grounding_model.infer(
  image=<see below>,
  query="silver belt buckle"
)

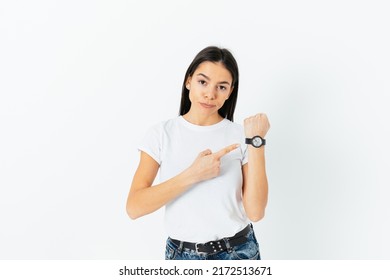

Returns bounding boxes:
[195,242,202,253]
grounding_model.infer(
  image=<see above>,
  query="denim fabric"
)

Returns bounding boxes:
[165,225,261,260]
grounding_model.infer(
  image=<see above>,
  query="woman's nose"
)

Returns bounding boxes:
[204,86,217,100]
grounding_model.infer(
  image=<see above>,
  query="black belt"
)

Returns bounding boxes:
[170,224,252,254]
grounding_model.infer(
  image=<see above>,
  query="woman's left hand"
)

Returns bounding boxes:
[244,113,270,138]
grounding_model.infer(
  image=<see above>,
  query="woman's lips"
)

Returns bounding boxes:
[200,102,216,109]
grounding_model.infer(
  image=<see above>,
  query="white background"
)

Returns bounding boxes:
[1,0,389,259]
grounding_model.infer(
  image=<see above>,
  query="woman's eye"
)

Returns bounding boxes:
[198,80,206,85]
[219,86,226,91]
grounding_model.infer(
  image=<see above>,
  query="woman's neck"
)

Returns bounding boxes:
[182,112,224,126]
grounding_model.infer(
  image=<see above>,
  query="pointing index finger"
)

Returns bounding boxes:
[214,144,240,159]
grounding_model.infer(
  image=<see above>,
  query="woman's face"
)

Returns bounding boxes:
[186,61,234,118]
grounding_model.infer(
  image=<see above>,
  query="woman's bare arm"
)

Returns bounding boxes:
[126,152,194,219]
[126,144,239,219]
[241,113,270,222]
[242,147,268,222]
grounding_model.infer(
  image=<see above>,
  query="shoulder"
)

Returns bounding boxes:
[225,119,245,134]
[226,119,243,129]
[145,116,180,134]
[158,116,181,132]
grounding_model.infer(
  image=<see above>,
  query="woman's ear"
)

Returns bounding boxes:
[186,76,192,90]
[227,86,234,99]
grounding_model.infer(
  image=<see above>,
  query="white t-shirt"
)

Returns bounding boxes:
[138,116,249,242]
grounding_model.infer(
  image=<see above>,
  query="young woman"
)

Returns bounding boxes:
[126,46,270,260]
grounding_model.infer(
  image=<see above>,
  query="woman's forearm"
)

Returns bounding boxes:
[127,168,195,220]
[242,146,268,222]
[127,145,239,220]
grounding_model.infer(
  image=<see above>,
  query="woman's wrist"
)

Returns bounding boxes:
[181,167,198,186]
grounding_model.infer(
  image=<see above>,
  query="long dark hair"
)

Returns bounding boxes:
[179,46,239,122]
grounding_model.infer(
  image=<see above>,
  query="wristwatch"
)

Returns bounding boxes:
[245,136,266,148]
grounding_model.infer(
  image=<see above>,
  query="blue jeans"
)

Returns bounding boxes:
[165,225,261,260]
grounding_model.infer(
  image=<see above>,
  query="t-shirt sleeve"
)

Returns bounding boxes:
[237,124,248,165]
[137,123,162,165]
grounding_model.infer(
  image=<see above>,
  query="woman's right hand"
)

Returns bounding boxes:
[186,144,240,183]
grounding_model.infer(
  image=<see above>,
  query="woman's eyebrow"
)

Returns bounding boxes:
[197,73,231,85]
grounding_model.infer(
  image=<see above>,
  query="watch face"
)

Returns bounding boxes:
[252,136,262,147]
